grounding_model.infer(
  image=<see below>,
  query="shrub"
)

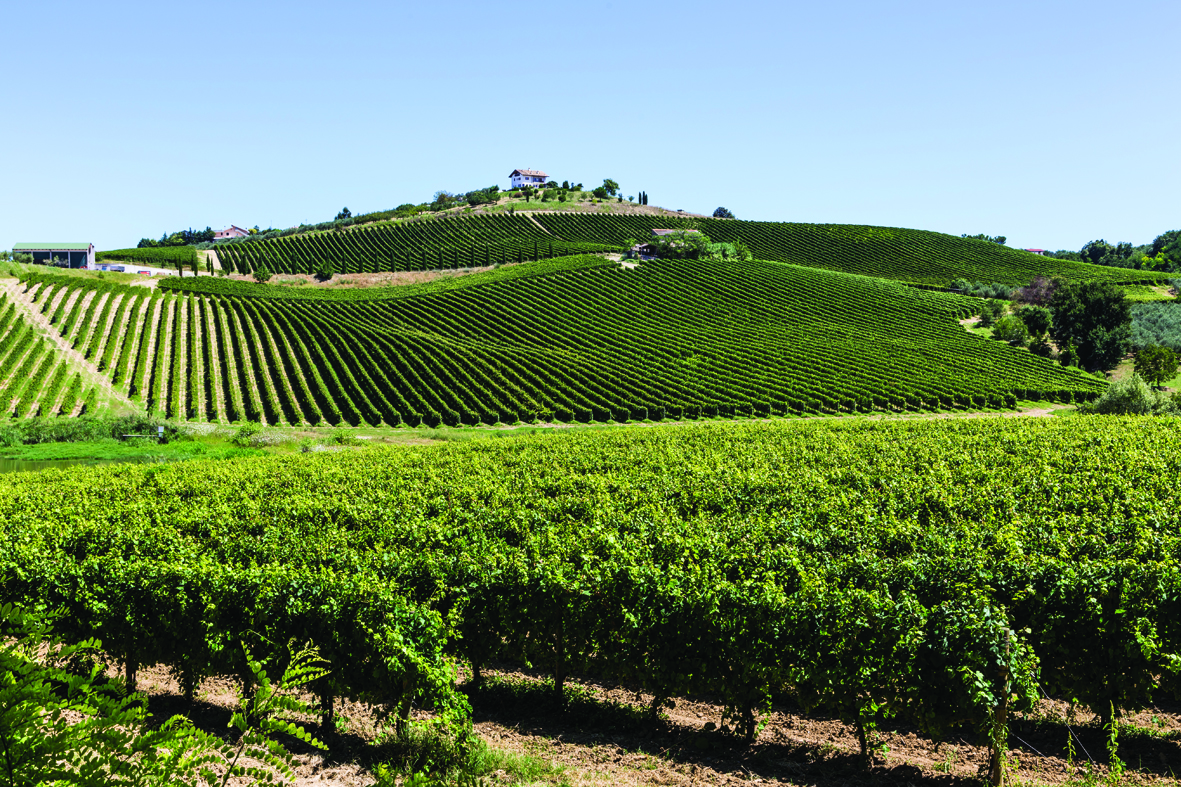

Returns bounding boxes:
[252,263,272,283]
[978,299,1006,328]
[1084,374,1177,415]
[992,315,1029,346]
[329,429,360,446]
[231,421,263,447]
[315,260,336,282]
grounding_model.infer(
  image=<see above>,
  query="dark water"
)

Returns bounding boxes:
[0,455,175,475]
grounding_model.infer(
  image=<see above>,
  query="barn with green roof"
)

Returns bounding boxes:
[13,243,94,268]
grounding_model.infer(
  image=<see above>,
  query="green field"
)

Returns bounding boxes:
[2,416,1178,762]
[6,255,1103,426]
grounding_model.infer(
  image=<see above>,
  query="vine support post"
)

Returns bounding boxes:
[124,655,138,694]
[989,636,1012,787]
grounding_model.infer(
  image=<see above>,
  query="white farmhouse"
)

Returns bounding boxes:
[510,169,548,189]
[214,225,250,240]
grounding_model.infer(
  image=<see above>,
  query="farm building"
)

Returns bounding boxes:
[1024,248,1051,256]
[510,169,548,189]
[13,243,94,268]
[215,225,250,240]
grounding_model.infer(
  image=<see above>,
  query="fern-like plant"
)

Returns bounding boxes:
[0,603,328,787]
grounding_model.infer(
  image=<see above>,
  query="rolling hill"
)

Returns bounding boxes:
[8,255,1103,425]
[204,212,1161,288]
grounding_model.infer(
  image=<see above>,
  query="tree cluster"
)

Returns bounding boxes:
[961,233,1007,245]
[1042,230,1181,272]
[137,227,215,249]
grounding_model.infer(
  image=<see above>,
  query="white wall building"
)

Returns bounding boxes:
[510,169,548,189]
[215,225,250,240]
[13,243,94,268]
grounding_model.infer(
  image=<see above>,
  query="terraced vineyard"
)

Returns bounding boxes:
[195,211,1163,287]
[212,213,616,275]
[0,289,96,418]
[12,254,1103,424]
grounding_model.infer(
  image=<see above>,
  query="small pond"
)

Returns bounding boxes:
[0,455,177,475]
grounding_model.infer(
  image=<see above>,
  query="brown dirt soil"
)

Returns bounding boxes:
[221,266,513,291]
[115,661,1181,787]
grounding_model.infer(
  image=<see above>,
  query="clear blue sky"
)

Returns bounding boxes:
[3,0,1177,252]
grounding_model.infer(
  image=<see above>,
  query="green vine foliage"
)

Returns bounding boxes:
[4,418,1181,771]
[0,603,324,786]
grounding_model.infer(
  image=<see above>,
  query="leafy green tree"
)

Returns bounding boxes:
[962,233,1007,245]
[1017,305,1052,341]
[335,207,352,220]
[252,262,273,283]
[1058,344,1079,367]
[1049,280,1132,372]
[992,315,1029,346]
[712,207,735,219]
[1080,240,1115,265]
[315,259,336,282]
[978,299,1006,328]
[648,230,711,260]
[592,186,609,199]
[602,179,620,196]
[1133,344,1179,387]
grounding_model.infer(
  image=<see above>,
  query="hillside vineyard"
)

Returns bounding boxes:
[14,257,1103,424]
[0,293,92,417]
[211,213,1162,288]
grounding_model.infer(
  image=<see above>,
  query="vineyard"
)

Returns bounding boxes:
[96,245,199,267]
[2,417,1179,770]
[212,213,616,275]
[7,254,1104,425]
[0,291,94,418]
[205,211,1163,288]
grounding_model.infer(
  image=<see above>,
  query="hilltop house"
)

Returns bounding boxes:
[13,243,94,268]
[510,169,548,189]
[215,225,249,240]
[1024,248,1051,256]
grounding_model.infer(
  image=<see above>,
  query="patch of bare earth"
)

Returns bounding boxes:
[110,661,1181,787]
[223,265,514,291]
